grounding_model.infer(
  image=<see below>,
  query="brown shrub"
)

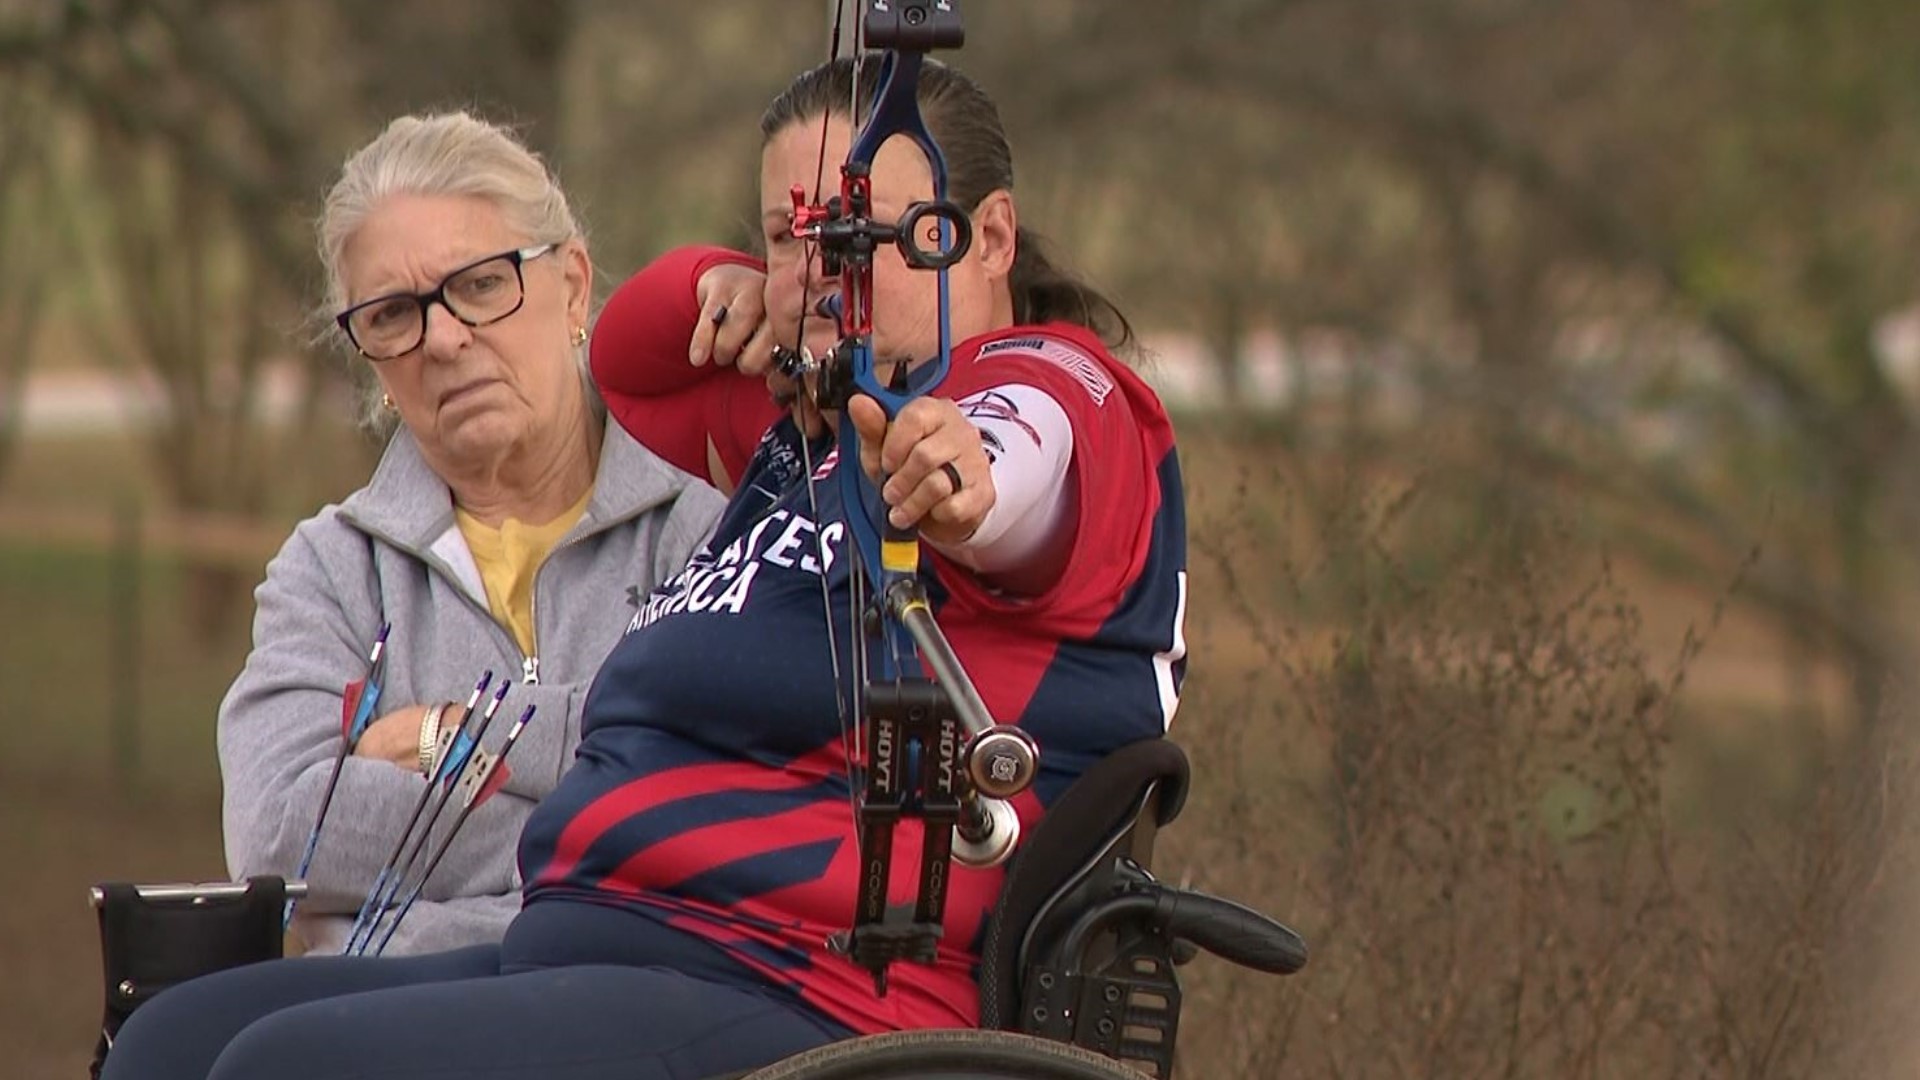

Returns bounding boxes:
[1163,440,1915,1078]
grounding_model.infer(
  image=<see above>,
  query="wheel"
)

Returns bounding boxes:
[737,1029,1149,1079]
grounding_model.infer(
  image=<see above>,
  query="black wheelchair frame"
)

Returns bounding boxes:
[91,738,1305,1079]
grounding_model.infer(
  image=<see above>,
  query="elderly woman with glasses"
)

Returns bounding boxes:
[217,111,724,956]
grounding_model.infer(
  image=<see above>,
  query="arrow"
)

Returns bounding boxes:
[342,671,491,953]
[286,622,390,928]
[347,678,511,954]
[371,702,538,956]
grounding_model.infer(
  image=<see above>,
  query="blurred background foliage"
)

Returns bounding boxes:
[3,0,1920,1075]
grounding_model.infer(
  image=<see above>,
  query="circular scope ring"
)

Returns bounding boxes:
[896,200,974,270]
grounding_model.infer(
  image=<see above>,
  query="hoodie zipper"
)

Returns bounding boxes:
[523,525,595,687]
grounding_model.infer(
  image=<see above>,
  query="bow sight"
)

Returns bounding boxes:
[781,2,973,414]
[781,165,973,414]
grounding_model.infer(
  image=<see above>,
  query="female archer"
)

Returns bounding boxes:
[101,53,1188,1080]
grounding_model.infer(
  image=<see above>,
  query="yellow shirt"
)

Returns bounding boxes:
[454,489,591,658]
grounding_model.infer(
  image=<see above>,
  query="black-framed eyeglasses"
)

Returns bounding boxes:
[335,243,557,361]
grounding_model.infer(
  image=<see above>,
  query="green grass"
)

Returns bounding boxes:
[0,542,249,794]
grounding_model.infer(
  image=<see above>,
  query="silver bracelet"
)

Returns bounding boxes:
[417,701,451,775]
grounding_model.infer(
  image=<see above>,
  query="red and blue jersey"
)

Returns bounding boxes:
[523,313,1187,1035]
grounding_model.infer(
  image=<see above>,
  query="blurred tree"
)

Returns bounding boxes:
[1,0,1911,720]
[0,0,1915,1073]
[333,0,577,157]
[0,0,583,626]
[0,67,53,482]
[950,0,1920,742]
[72,123,295,631]
[562,0,824,275]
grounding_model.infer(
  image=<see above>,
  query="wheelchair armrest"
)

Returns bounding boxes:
[89,879,308,907]
[90,876,301,1079]
[1056,883,1308,977]
[977,737,1191,1031]
[1012,869,1308,1078]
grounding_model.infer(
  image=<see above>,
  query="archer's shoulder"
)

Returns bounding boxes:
[959,323,1126,405]
[967,323,1118,365]
[958,323,1176,433]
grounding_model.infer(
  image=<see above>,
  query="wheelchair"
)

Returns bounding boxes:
[91,738,1306,1079]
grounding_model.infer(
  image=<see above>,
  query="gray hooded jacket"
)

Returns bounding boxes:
[217,422,725,955]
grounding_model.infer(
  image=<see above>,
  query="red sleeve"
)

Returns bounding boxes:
[931,325,1168,625]
[589,245,782,485]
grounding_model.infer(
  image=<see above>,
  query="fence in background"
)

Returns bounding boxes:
[0,504,281,789]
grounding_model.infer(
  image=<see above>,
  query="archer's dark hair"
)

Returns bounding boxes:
[761,55,1135,354]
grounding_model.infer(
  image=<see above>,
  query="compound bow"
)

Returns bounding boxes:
[778,0,1041,995]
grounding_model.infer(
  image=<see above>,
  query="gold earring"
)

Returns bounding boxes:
[571,326,588,347]
[381,393,398,414]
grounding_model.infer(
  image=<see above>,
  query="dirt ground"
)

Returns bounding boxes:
[1,765,225,1078]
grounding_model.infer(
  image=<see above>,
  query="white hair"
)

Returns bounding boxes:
[315,111,592,432]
